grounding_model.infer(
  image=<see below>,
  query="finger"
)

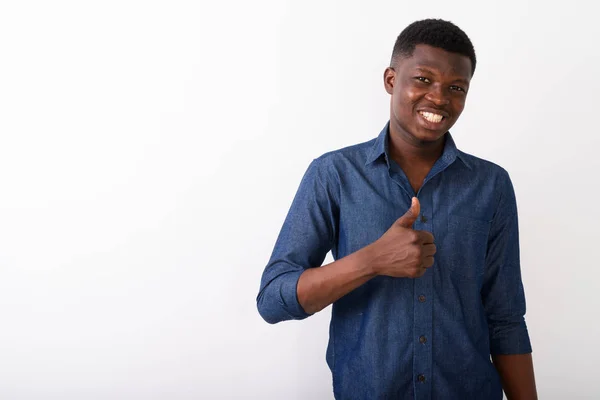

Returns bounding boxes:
[395,197,420,228]
[422,256,435,268]
[422,243,437,257]
[410,268,427,278]
[416,230,435,244]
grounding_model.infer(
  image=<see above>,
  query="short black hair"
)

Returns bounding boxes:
[390,19,476,75]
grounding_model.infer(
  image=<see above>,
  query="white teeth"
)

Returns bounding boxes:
[420,111,444,123]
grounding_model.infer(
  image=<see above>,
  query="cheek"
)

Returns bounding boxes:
[394,87,420,113]
[451,99,466,115]
[405,87,421,102]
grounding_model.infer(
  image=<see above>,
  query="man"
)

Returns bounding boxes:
[257,19,537,400]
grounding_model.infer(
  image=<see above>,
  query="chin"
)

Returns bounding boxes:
[412,129,446,143]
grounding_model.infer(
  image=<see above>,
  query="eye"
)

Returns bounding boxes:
[415,77,431,83]
[450,85,466,93]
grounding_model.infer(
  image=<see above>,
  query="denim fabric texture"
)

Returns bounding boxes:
[257,123,532,400]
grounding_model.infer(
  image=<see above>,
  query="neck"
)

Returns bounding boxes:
[388,128,446,169]
[387,125,447,194]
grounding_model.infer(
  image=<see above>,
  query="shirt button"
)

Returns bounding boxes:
[420,214,428,223]
[417,374,426,383]
[419,336,427,344]
[418,295,426,303]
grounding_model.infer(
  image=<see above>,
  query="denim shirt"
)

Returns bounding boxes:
[257,123,532,400]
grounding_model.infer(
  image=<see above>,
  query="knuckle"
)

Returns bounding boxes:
[414,248,424,263]
[409,231,419,243]
[394,218,407,228]
[414,247,423,258]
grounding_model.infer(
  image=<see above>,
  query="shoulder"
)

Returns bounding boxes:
[311,137,377,172]
[315,137,376,164]
[457,150,517,213]
[457,149,512,182]
[299,137,376,199]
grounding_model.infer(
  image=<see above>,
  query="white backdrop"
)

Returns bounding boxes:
[0,1,598,399]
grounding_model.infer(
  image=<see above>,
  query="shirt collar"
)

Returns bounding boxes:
[365,122,472,170]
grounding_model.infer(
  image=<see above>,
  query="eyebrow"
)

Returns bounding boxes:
[414,67,470,85]
[415,67,436,74]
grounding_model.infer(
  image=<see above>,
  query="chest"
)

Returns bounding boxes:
[333,165,496,268]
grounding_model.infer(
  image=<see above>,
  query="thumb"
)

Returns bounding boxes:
[396,197,420,228]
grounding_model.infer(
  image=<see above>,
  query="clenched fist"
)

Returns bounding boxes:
[367,197,436,278]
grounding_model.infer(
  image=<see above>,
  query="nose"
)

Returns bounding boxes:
[424,84,450,106]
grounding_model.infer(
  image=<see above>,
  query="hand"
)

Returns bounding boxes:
[367,197,436,278]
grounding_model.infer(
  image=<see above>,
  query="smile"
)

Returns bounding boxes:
[419,111,445,123]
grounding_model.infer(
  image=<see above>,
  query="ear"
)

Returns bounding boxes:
[383,67,396,95]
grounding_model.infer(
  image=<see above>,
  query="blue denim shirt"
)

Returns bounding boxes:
[257,123,532,400]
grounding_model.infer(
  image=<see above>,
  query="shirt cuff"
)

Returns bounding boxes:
[280,270,312,320]
[489,321,533,355]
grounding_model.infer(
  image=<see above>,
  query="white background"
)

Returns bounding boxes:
[0,1,598,399]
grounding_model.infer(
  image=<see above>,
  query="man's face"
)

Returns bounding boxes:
[384,44,472,144]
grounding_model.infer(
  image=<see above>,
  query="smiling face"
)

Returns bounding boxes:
[384,44,473,145]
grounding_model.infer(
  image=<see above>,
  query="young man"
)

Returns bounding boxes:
[257,19,537,400]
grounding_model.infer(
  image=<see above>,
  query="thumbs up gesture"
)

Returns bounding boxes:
[366,197,436,278]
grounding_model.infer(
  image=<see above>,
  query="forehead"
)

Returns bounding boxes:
[398,44,472,79]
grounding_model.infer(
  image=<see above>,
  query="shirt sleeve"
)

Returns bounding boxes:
[481,170,532,355]
[256,157,339,324]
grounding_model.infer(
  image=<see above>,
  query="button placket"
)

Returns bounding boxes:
[412,191,434,399]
